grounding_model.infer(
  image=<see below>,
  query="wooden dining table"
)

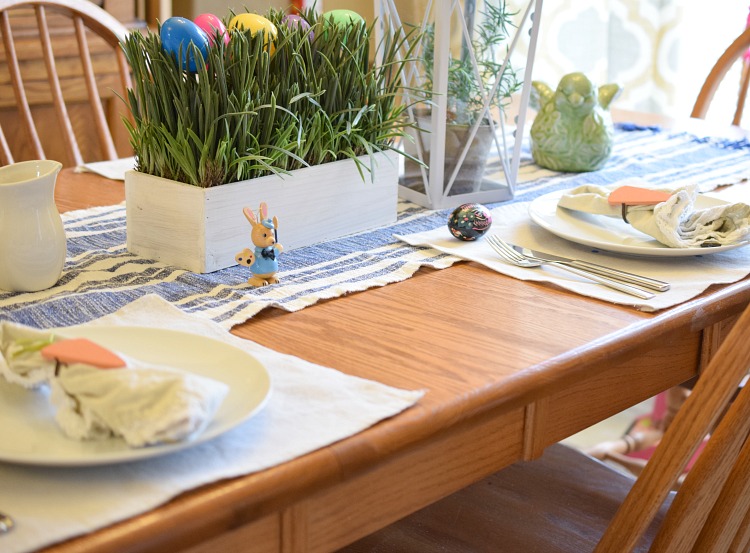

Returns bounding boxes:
[35,112,750,553]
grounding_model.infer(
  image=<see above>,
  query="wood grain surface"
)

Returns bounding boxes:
[35,121,750,552]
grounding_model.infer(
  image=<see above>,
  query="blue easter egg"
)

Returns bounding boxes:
[160,16,209,72]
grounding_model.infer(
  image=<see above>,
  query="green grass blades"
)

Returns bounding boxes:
[121,8,422,188]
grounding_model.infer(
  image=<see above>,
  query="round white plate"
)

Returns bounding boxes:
[528,190,749,257]
[0,326,271,466]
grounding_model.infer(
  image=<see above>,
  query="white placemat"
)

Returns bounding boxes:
[396,199,750,312]
[75,157,135,181]
[0,295,423,553]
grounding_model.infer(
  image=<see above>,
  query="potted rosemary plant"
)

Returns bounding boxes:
[121,8,419,273]
[402,0,522,198]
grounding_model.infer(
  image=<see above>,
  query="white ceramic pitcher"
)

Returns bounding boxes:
[0,160,66,292]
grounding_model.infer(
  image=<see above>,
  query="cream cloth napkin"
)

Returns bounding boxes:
[0,322,230,447]
[49,359,230,447]
[557,179,750,248]
[395,200,750,312]
[1,295,423,553]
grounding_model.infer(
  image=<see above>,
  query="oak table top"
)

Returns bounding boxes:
[40,116,750,553]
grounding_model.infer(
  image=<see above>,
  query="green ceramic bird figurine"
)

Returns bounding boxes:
[529,72,622,172]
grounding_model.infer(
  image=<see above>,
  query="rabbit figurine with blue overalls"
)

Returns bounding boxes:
[235,202,283,287]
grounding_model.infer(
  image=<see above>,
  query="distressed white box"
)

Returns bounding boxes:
[125,151,399,273]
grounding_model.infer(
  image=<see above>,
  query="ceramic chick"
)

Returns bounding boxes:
[530,72,622,172]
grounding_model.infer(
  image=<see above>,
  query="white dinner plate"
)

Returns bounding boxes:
[528,190,749,257]
[0,326,271,466]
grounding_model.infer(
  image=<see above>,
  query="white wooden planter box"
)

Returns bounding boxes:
[125,151,399,273]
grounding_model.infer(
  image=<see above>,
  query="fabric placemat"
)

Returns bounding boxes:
[75,156,136,180]
[0,295,424,553]
[2,125,750,330]
[396,197,750,312]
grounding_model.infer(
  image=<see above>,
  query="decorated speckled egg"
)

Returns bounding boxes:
[160,16,209,72]
[194,13,229,46]
[229,13,278,51]
[448,203,492,241]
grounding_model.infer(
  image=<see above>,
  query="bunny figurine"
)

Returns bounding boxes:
[236,202,283,287]
[530,72,622,172]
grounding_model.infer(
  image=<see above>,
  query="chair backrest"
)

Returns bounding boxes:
[692,26,750,127]
[592,299,750,552]
[0,0,133,166]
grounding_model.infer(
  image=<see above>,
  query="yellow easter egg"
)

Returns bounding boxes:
[229,13,277,51]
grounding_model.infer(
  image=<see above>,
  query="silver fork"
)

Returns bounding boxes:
[486,235,655,300]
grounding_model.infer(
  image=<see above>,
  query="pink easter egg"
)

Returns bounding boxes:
[194,13,229,46]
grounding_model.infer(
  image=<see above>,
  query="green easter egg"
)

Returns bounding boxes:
[323,9,365,27]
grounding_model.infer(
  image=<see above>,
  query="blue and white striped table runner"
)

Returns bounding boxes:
[2,125,749,329]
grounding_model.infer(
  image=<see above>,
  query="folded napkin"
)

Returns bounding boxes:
[0,321,229,447]
[395,200,750,312]
[50,357,229,447]
[1,295,423,553]
[558,179,750,248]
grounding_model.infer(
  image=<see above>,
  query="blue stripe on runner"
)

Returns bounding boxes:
[1,126,749,329]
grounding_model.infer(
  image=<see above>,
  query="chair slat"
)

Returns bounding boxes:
[692,26,750,124]
[0,0,131,166]
[651,384,750,551]
[1,9,44,159]
[594,304,750,552]
[0,119,12,164]
[35,4,82,166]
[691,433,750,552]
[728,506,750,553]
[73,14,116,159]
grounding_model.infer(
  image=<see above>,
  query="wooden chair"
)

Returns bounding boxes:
[341,300,750,553]
[0,0,133,166]
[692,25,750,126]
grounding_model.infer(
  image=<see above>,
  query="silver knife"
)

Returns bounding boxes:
[513,245,671,292]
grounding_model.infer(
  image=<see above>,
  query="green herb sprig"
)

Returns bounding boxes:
[421,1,522,126]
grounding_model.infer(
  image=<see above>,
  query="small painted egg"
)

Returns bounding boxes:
[283,14,313,39]
[448,203,492,241]
[229,13,278,50]
[323,9,365,27]
[194,13,229,46]
[160,16,209,72]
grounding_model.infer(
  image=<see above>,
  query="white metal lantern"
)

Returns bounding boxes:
[375,0,543,210]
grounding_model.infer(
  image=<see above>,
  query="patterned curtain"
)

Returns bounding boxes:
[381,0,749,121]
[507,0,682,116]
[509,0,750,122]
